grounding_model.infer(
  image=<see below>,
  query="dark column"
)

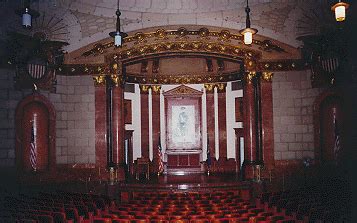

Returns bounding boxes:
[112,82,125,181]
[261,72,274,169]
[105,75,114,168]
[254,72,263,164]
[242,72,263,179]
[242,73,257,179]
[94,76,107,179]
[218,90,227,159]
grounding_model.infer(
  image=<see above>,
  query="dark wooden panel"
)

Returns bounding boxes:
[235,97,243,122]
[218,92,227,158]
[124,99,132,124]
[167,155,178,167]
[179,155,189,166]
[141,94,149,158]
[189,154,200,166]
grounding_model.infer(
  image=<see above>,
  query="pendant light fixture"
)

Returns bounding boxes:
[15,0,40,28]
[109,0,127,47]
[239,0,258,45]
[331,0,349,22]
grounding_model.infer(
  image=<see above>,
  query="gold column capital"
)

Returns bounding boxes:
[140,84,161,94]
[244,71,257,84]
[93,75,106,86]
[262,72,273,82]
[204,83,226,93]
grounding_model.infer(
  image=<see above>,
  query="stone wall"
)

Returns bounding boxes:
[46,75,95,165]
[0,69,95,167]
[0,69,31,166]
[272,70,323,160]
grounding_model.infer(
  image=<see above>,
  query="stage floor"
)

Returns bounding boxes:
[117,173,251,193]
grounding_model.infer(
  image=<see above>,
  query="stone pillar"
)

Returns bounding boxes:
[261,72,274,169]
[93,75,107,179]
[254,72,263,164]
[242,72,257,179]
[112,76,125,181]
[105,75,114,168]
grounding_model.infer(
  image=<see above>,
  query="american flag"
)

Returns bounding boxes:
[333,111,341,162]
[27,63,47,79]
[206,134,211,168]
[157,136,164,175]
[30,123,37,171]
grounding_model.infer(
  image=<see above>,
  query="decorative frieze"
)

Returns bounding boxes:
[93,74,124,87]
[204,83,227,93]
[140,85,161,94]
[81,27,286,58]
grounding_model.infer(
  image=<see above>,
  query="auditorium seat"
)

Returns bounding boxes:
[93,217,112,223]
[169,219,189,223]
[112,219,131,223]
[36,214,54,223]
[65,208,80,223]
[150,220,170,223]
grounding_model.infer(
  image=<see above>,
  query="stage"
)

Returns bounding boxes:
[107,173,253,201]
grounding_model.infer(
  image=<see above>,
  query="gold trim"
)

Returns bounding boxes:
[82,27,286,58]
[246,71,257,83]
[262,72,273,82]
[93,75,106,86]
[204,83,227,93]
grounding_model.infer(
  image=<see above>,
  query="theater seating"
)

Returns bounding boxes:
[1,190,299,223]
[256,183,350,222]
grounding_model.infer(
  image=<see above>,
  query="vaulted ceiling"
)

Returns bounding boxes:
[0,0,337,53]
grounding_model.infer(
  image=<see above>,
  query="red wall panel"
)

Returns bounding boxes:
[206,93,215,157]
[141,94,149,158]
[218,92,227,159]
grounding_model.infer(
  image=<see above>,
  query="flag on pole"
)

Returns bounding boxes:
[206,134,211,168]
[333,111,341,163]
[30,123,37,171]
[157,136,164,175]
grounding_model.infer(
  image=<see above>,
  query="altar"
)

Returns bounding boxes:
[163,85,204,171]
[166,150,201,168]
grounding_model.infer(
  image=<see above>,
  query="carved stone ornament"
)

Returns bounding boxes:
[163,85,203,97]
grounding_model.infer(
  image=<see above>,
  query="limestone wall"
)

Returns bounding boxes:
[272,70,323,160]
[0,69,95,166]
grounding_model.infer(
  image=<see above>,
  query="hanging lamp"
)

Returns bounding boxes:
[239,0,258,45]
[109,0,127,47]
[331,0,349,22]
[15,0,40,28]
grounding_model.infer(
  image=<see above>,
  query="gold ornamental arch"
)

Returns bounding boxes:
[61,26,305,85]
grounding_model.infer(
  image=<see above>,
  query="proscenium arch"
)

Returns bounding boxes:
[109,51,247,85]
[64,26,301,81]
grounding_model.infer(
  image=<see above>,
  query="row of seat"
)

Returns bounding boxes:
[256,185,350,222]
[1,190,298,223]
